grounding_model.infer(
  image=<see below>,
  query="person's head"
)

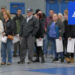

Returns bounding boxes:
[37,10,42,14]
[3,11,11,20]
[53,14,58,22]
[49,10,54,17]
[27,8,33,17]
[64,9,68,20]
[17,9,22,15]
[1,6,6,13]
[58,13,63,21]
[35,9,41,14]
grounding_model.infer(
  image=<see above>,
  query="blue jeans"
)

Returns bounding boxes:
[49,38,57,59]
[43,34,49,55]
[1,39,13,63]
[57,52,64,59]
[43,34,55,55]
[50,38,64,59]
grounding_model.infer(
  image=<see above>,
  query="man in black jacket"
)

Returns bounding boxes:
[18,8,39,64]
[13,9,24,57]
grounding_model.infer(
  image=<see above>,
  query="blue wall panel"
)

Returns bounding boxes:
[46,0,68,16]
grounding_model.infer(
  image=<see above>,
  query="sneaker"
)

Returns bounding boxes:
[1,62,6,65]
[70,58,74,63]
[33,59,40,63]
[18,61,25,64]
[65,57,71,63]
[53,58,58,62]
[7,63,12,65]
[27,60,33,64]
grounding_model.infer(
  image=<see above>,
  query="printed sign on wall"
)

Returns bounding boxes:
[10,3,25,14]
[68,2,75,25]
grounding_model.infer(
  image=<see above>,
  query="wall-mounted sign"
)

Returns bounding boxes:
[68,2,75,25]
[10,2,25,14]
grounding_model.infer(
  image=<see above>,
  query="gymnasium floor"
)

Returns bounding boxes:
[0,57,75,75]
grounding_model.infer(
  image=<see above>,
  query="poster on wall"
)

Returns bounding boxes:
[68,2,75,25]
[10,2,25,14]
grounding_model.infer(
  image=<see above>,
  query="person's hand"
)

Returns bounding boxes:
[19,36,22,40]
[59,37,62,40]
[45,28,47,32]
[68,37,72,40]
[16,34,19,37]
[2,32,6,36]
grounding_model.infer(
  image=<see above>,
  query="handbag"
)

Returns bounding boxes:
[36,38,43,47]
[2,36,7,43]
[67,39,75,53]
[8,35,14,40]
[56,39,63,53]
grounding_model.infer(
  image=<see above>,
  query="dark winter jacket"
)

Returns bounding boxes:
[35,19,44,38]
[3,19,14,36]
[70,25,75,38]
[13,14,24,34]
[20,16,39,37]
[63,20,71,38]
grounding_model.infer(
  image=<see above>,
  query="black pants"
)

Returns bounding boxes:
[35,43,44,60]
[63,38,68,57]
[14,41,20,56]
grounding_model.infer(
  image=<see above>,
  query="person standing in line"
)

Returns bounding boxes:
[0,20,4,63]
[33,12,45,63]
[43,10,54,57]
[13,9,24,57]
[0,6,6,20]
[64,10,75,63]
[18,8,39,64]
[63,10,72,63]
[47,14,64,62]
[1,11,14,65]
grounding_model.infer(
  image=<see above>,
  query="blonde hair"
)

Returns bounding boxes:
[64,9,68,15]
[3,10,11,19]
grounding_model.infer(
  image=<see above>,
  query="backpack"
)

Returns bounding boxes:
[48,22,59,39]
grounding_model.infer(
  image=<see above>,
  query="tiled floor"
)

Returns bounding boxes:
[0,57,75,75]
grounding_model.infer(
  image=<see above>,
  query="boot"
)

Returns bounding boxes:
[65,57,71,63]
[70,58,74,63]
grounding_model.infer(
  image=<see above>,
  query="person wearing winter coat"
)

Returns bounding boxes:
[13,9,24,57]
[1,11,14,65]
[47,14,64,62]
[0,20,4,64]
[34,13,45,63]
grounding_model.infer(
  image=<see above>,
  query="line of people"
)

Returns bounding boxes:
[0,6,74,65]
